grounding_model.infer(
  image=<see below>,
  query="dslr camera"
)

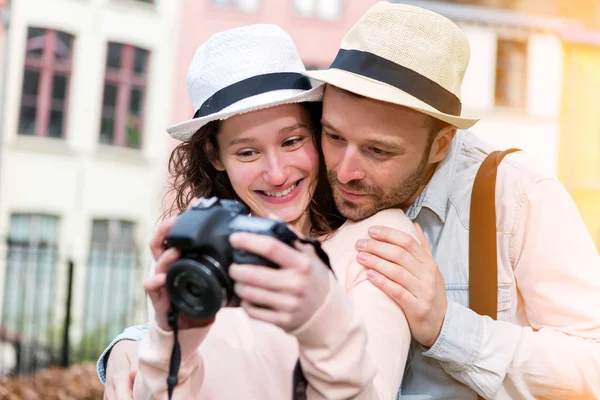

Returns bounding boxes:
[164,197,299,321]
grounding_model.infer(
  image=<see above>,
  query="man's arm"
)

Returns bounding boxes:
[423,178,600,399]
[97,323,148,400]
[102,340,140,399]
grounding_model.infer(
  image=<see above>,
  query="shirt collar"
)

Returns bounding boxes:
[405,131,463,223]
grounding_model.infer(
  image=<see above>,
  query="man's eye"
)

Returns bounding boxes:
[370,147,389,156]
[326,132,342,141]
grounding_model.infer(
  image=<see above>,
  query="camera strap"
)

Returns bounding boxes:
[297,237,333,273]
[167,307,181,400]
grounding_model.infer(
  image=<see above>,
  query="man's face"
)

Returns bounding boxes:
[321,85,437,221]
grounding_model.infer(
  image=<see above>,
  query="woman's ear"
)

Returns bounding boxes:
[204,141,225,171]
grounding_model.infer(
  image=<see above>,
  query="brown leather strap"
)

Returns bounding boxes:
[469,148,520,399]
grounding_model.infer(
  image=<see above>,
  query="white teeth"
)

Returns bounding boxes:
[264,183,297,197]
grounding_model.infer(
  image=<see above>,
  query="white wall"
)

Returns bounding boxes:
[0,0,181,345]
[459,23,564,175]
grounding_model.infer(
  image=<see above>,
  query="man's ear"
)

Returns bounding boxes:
[204,141,225,171]
[428,127,456,164]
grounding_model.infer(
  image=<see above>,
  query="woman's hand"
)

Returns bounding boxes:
[144,209,215,331]
[228,232,332,332]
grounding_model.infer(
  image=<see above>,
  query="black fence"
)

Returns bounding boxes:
[0,240,145,377]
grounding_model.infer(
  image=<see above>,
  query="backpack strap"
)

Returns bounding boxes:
[469,148,520,399]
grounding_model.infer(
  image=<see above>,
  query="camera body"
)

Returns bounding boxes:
[164,197,298,321]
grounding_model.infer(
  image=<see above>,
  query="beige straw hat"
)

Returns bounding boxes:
[306,2,480,129]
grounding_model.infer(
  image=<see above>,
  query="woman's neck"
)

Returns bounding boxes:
[250,211,312,237]
[290,212,312,237]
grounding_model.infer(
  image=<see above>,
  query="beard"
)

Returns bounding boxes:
[327,151,431,221]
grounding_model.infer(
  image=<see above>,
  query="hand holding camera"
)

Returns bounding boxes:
[145,215,214,332]
[228,230,332,332]
[144,197,333,333]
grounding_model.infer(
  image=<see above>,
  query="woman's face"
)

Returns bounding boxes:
[212,103,319,228]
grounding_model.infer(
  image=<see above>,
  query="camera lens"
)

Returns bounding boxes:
[166,255,232,321]
[186,282,204,298]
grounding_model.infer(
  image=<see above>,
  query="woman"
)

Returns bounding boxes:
[128,24,415,399]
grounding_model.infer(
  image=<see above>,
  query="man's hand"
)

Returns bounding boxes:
[103,340,139,400]
[355,223,447,348]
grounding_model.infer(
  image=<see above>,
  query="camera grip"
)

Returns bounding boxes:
[232,248,280,269]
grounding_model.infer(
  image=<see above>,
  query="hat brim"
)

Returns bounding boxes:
[167,84,324,141]
[305,69,480,130]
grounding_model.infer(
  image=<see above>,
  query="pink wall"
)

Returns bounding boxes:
[161,0,379,210]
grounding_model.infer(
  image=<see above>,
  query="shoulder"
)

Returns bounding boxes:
[457,130,557,188]
[450,132,564,235]
[325,208,417,246]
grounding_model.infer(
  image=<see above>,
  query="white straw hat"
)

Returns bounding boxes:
[167,24,323,141]
[306,2,480,129]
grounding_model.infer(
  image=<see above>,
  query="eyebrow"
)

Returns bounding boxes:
[321,118,337,132]
[227,123,310,146]
[365,138,405,152]
[321,119,405,153]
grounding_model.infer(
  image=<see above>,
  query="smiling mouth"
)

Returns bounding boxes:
[258,179,303,198]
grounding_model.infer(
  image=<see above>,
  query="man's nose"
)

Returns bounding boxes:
[335,149,365,184]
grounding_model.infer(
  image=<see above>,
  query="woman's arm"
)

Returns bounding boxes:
[294,208,414,399]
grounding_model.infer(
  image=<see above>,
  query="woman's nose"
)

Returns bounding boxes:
[263,155,288,186]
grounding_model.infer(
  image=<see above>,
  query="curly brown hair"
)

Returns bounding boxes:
[163,102,344,238]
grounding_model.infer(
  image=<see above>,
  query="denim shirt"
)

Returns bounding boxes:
[98,130,600,399]
[399,130,498,399]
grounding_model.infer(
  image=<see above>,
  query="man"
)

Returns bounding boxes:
[100,2,600,399]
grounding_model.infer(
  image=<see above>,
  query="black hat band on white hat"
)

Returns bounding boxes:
[193,72,313,119]
[329,49,462,116]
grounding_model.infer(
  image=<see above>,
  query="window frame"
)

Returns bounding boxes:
[19,28,74,138]
[292,0,342,21]
[99,42,149,149]
[211,0,261,13]
[494,36,529,110]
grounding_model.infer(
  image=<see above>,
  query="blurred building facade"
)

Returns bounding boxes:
[0,0,179,373]
[0,0,598,377]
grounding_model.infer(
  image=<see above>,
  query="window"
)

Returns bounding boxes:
[495,38,528,109]
[212,0,260,13]
[18,28,74,138]
[82,220,138,349]
[294,0,342,20]
[100,43,149,149]
[1,214,59,345]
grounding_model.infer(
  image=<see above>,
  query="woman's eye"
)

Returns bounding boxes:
[282,137,303,148]
[236,150,257,158]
